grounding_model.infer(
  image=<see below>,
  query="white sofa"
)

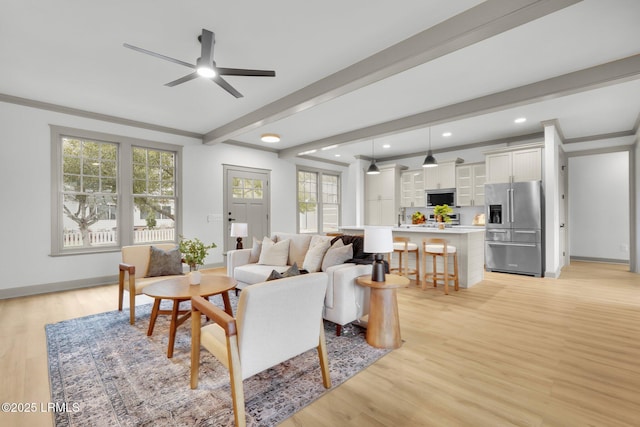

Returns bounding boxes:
[226,232,372,335]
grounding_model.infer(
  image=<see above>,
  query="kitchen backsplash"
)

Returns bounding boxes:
[404,205,485,226]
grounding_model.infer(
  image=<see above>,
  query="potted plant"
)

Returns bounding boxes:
[179,236,216,284]
[433,204,453,229]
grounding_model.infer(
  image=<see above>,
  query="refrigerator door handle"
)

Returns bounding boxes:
[514,230,537,234]
[509,188,515,223]
[487,242,537,248]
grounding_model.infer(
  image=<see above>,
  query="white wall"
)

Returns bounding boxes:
[568,151,630,262]
[0,102,347,295]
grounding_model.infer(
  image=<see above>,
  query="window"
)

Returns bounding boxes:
[297,168,341,233]
[51,126,181,255]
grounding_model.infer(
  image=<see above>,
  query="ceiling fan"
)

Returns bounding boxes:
[123,28,276,98]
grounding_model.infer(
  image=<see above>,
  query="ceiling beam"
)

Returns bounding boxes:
[279,54,640,158]
[203,0,582,145]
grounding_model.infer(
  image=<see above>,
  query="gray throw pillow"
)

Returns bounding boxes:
[146,246,183,277]
[266,263,300,281]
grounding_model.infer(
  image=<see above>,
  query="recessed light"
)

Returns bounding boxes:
[514,117,527,124]
[321,144,338,151]
[335,154,341,157]
[261,133,280,143]
[442,132,452,137]
[382,144,390,149]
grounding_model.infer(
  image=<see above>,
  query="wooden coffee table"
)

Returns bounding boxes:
[143,274,237,358]
[356,274,409,349]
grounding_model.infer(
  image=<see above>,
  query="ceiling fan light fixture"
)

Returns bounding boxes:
[196,58,216,78]
[261,133,280,143]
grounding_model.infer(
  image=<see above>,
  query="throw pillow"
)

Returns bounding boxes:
[321,242,353,272]
[248,237,262,263]
[258,236,290,266]
[303,238,331,272]
[266,262,301,281]
[146,246,183,277]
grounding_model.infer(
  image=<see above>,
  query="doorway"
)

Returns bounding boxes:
[223,165,270,253]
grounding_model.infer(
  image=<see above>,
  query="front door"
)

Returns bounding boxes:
[223,165,270,253]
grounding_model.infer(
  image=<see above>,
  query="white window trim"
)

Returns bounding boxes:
[50,125,183,256]
[296,166,342,234]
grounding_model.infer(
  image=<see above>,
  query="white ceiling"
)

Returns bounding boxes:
[1,0,639,165]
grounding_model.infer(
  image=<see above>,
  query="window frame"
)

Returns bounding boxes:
[296,166,341,234]
[50,125,182,256]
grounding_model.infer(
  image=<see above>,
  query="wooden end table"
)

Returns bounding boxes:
[356,274,409,349]
[143,274,237,358]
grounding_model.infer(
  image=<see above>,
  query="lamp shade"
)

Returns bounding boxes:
[230,222,248,237]
[366,161,380,175]
[364,227,394,253]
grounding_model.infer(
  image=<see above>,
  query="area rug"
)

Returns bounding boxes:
[46,294,389,426]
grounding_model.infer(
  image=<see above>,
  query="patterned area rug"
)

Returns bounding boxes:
[46,294,389,426]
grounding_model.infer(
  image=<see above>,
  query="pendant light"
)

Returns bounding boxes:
[366,140,380,175]
[422,127,438,168]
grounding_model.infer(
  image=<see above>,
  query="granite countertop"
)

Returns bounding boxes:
[340,225,485,234]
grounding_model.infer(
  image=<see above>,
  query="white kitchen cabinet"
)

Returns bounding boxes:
[400,170,425,207]
[365,165,402,225]
[485,145,542,184]
[456,163,486,206]
[424,160,456,190]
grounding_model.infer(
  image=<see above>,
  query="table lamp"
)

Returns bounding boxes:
[364,227,394,282]
[230,222,248,249]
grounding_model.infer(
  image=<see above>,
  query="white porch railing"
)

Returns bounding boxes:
[63,228,176,247]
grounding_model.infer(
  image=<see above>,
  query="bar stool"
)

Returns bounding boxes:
[421,238,459,295]
[388,237,420,280]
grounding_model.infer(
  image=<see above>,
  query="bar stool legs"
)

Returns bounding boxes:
[387,237,420,281]
[421,238,459,295]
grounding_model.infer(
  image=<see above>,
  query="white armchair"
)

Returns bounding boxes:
[190,273,331,427]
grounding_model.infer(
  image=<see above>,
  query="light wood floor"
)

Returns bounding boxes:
[1,262,638,426]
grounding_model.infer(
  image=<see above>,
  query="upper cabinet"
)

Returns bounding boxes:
[400,170,425,207]
[456,163,486,206]
[424,160,456,190]
[485,145,542,184]
[365,164,403,226]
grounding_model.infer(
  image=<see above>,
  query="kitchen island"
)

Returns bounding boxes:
[340,225,485,288]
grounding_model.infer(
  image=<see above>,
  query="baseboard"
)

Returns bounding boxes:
[570,256,629,265]
[0,275,119,300]
[0,262,226,300]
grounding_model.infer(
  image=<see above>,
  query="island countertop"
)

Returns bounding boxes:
[340,225,485,234]
[339,225,485,288]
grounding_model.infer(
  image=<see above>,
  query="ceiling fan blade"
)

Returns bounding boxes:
[165,72,199,87]
[217,67,276,77]
[199,29,215,64]
[212,75,243,98]
[123,43,195,69]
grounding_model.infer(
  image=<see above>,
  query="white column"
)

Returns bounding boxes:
[543,122,561,278]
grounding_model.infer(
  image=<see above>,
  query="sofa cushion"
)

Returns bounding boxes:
[258,237,290,266]
[322,241,353,272]
[235,264,290,285]
[248,237,262,263]
[273,232,313,266]
[146,245,183,277]
[303,238,331,273]
[331,235,372,260]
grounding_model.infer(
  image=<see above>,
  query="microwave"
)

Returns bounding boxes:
[426,188,456,208]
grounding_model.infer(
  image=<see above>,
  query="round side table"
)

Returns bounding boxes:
[356,274,409,349]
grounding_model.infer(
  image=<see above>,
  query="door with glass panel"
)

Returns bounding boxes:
[224,166,270,252]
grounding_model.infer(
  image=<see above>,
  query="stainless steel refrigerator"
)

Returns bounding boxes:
[485,180,544,277]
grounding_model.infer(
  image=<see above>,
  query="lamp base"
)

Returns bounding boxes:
[235,237,244,250]
[371,253,386,282]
